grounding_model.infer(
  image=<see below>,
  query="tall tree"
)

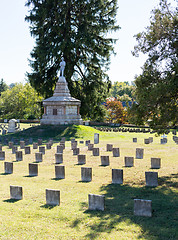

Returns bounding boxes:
[25,0,119,120]
[0,79,8,95]
[131,0,178,132]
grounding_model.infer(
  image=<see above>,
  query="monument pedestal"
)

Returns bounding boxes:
[40,76,82,125]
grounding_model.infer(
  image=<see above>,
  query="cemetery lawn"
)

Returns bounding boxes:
[0,125,177,240]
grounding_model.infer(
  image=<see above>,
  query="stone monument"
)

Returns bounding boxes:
[41,58,82,125]
[8,119,20,133]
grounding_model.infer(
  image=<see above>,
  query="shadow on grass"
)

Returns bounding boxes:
[51,178,64,181]
[23,175,37,178]
[40,204,58,209]
[3,199,21,203]
[79,174,178,240]
[0,173,12,175]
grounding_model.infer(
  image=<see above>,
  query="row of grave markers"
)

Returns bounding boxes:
[8,185,152,217]
[3,162,159,187]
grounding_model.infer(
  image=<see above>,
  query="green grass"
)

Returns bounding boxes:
[0,125,177,239]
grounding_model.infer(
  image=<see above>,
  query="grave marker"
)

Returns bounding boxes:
[55,165,65,179]
[88,194,105,211]
[10,186,23,200]
[134,199,152,217]
[112,169,123,184]
[125,156,134,167]
[145,171,158,187]
[101,156,109,166]
[136,148,144,159]
[46,189,60,206]
[55,153,63,164]
[4,162,13,174]
[81,167,92,182]
[29,163,38,176]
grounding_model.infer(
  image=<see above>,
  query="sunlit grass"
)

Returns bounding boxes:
[0,126,177,239]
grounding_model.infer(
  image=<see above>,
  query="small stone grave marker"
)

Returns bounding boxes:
[134,199,152,217]
[88,194,105,211]
[55,165,65,179]
[10,186,23,200]
[81,167,92,182]
[46,189,60,206]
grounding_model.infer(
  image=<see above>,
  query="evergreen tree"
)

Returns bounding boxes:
[131,0,178,132]
[25,0,119,120]
[0,79,8,95]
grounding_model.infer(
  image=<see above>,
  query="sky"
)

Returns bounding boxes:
[0,0,176,85]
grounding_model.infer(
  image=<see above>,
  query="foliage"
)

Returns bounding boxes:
[0,79,8,95]
[105,99,127,123]
[131,0,178,133]
[25,0,119,120]
[0,83,43,119]
[110,81,134,98]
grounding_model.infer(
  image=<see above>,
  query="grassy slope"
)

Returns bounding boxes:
[0,125,177,240]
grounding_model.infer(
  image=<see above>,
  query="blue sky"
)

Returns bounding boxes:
[0,0,176,85]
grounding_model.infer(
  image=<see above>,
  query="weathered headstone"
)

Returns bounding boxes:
[71,141,77,150]
[55,153,63,164]
[57,145,63,154]
[39,146,45,155]
[29,163,38,176]
[134,199,152,217]
[88,194,105,211]
[46,189,60,206]
[78,155,86,165]
[8,141,14,149]
[16,151,23,161]
[144,139,150,144]
[12,146,18,154]
[149,137,153,143]
[101,156,109,166]
[73,148,80,155]
[136,148,144,159]
[4,162,13,174]
[106,144,113,151]
[38,139,43,145]
[35,152,43,163]
[112,148,120,157]
[55,165,65,179]
[33,143,38,149]
[125,156,134,167]
[93,148,99,156]
[0,151,5,160]
[10,186,23,200]
[46,142,52,149]
[85,140,90,146]
[112,169,123,184]
[94,133,99,144]
[20,141,25,149]
[25,146,31,154]
[133,138,137,143]
[145,171,158,187]
[151,158,161,169]
[81,167,92,182]
[88,143,94,151]
[161,138,167,144]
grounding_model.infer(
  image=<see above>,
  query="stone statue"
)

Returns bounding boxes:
[59,57,66,77]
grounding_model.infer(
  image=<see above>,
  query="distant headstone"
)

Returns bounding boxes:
[112,148,120,157]
[85,140,90,146]
[112,169,123,184]
[33,143,38,149]
[0,151,5,160]
[125,156,134,167]
[4,162,13,174]
[8,141,14,149]
[71,141,77,150]
[78,155,86,165]
[88,143,94,151]
[38,139,43,145]
[46,189,60,206]
[106,144,113,151]
[133,138,137,143]
[35,152,43,163]
[81,167,92,182]
[151,158,161,169]
[10,186,23,200]
[55,153,63,164]
[88,194,105,211]
[20,141,25,149]
[73,148,80,155]
[39,146,45,155]
[144,139,150,144]
[145,171,158,187]
[93,148,99,156]
[101,156,109,166]
[46,143,52,149]
[29,163,38,176]
[57,145,63,154]
[134,199,152,217]
[16,151,23,161]
[25,146,31,154]
[136,148,144,159]
[12,146,18,154]
[94,133,99,144]
[55,165,65,179]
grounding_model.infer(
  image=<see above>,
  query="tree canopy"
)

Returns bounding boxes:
[25,0,119,120]
[0,83,43,119]
[131,0,178,132]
